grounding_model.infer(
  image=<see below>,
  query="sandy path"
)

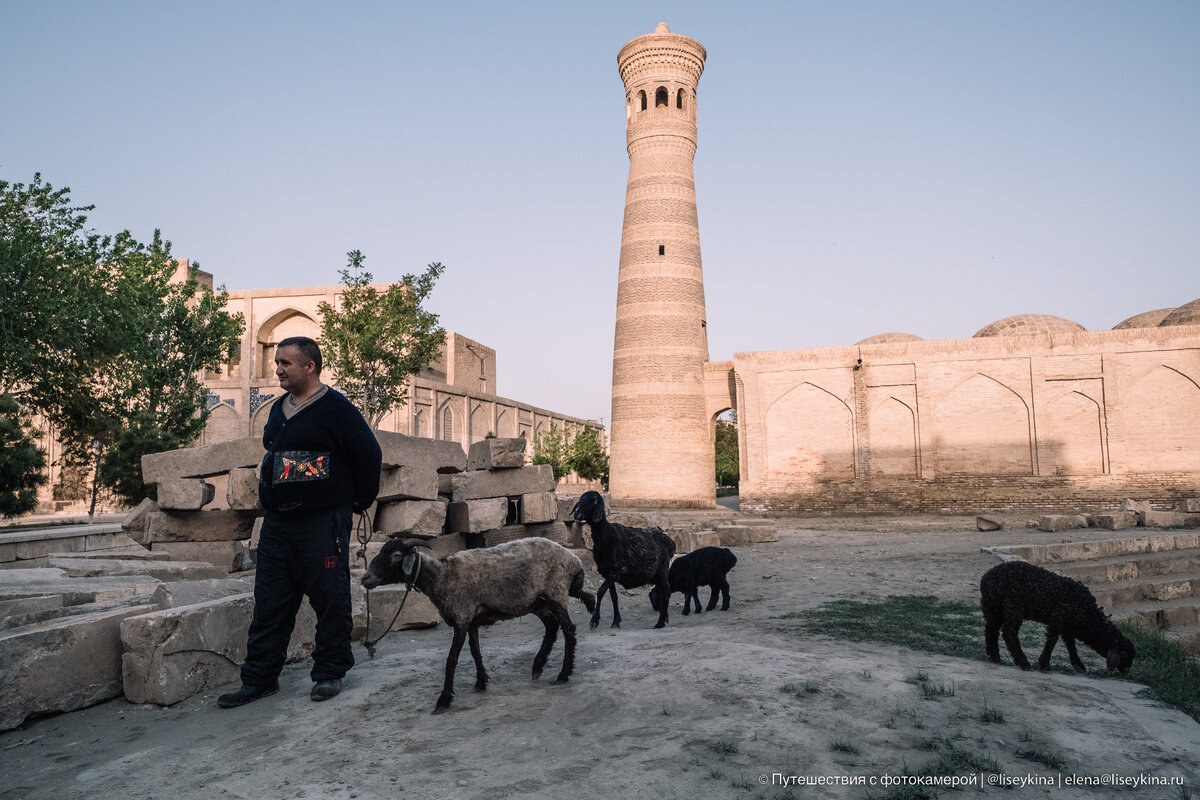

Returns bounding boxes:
[1,518,1197,800]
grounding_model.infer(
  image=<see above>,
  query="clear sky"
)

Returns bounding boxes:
[3,1,1197,425]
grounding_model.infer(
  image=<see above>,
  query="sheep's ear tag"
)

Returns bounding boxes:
[402,552,417,576]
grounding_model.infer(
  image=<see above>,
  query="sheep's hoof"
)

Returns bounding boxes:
[1073,663,1087,673]
[610,620,621,629]
[531,669,542,681]
[554,676,569,684]
[681,609,690,616]
[475,682,488,692]
[432,705,449,715]
[653,621,666,629]
[589,619,600,631]
[1018,664,1032,671]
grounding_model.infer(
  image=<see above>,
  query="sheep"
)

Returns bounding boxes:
[571,490,675,629]
[649,546,737,616]
[362,536,597,713]
[980,560,1135,674]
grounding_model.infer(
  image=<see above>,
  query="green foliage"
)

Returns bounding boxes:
[569,427,609,488]
[532,424,610,487]
[318,251,446,428]
[788,594,1200,724]
[1,173,244,507]
[0,394,46,516]
[531,423,571,480]
[714,418,738,488]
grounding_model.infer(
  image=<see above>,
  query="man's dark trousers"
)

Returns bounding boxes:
[242,505,354,686]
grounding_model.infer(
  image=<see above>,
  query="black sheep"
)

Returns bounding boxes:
[649,546,737,616]
[980,560,1135,674]
[572,491,675,629]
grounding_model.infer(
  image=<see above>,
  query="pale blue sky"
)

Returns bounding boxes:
[3,1,1197,424]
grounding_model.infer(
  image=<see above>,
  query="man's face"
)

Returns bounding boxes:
[274,345,314,393]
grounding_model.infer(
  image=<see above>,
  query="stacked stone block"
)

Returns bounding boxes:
[441,439,572,548]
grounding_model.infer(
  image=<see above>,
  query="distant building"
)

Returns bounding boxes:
[609,23,1200,513]
[33,263,603,512]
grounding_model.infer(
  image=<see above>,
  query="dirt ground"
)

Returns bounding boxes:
[2,515,1198,800]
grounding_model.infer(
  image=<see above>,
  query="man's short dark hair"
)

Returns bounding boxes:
[278,336,322,374]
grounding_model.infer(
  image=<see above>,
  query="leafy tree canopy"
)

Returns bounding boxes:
[1,173,245,509]
[0,394,47,516]
[318,251,446,428]
[715,418,739,488]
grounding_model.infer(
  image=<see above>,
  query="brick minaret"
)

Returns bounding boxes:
[610,23,714,508]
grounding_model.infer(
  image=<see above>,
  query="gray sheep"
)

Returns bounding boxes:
[362,536,596,712]
[981,560,1135,674]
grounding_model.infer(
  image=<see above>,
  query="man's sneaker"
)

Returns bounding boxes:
[311,678,342,701]
[217,682,278,708]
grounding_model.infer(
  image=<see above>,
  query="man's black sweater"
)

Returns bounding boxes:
[257,388,382,516]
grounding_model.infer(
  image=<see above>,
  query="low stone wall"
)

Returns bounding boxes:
[741,472,1200,516]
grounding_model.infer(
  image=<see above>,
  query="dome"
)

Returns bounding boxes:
[1113,308,1175,330]
[973,314,1087,338]
[1159,298,1200,328]
[855,332,925,345]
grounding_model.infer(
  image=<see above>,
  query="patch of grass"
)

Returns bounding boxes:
[1119,624,1200,723]
[1015,746,1066,769]
[978,699,1005,724]
[787,594,1200,724]
[886,705,926,730]
[905,671,930,685]
[784,595,983,660]
[730,775,755,790]
[779,681,820,697]
[918,680,955,700]
[707,767,724,780]
[1017,728,1034,742]
[708,739,739,755]
[1174,785,1192,800]
[830,739,861,754]
[860,669,873,680]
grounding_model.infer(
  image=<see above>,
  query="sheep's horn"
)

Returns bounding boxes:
[402,538,432,550]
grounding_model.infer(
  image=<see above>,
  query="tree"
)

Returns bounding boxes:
[53,232,244,509]
[0,173,112,408]
[715,416,739,488]
[568,427,609,489]
[2,173,244,510]
[0,394,46,516]
[318,251,446,428]
[531,423,571,481]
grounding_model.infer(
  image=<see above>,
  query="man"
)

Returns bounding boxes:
[218,336,382,707]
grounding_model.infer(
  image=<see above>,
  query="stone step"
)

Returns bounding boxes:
[1169,625,1200,656]
[0,525,130,565]
[1001,533,1200,566]
[714,524,779,546]
[1113,597,1200,631]
[1091,572,1200,609]
[1050,549,1200,585]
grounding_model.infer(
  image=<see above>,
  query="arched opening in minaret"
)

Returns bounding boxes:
[655,87,669,107]
[676,89,685,109]
[638,90,647,111]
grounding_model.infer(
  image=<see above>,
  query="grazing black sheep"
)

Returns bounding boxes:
[980,560,1135,674]
[649,546,737,616]
[571,491,675,629]
[362,536,596,712]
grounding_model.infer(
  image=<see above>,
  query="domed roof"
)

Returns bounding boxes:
[973,314,1087,338]
[854,332,925,345]
[1113,308,1175,330]
[1159,298,1200,328]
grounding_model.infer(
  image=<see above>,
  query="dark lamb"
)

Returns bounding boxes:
[650,546,737,616]
[572,490,676,629]
[980,560,1135,674]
